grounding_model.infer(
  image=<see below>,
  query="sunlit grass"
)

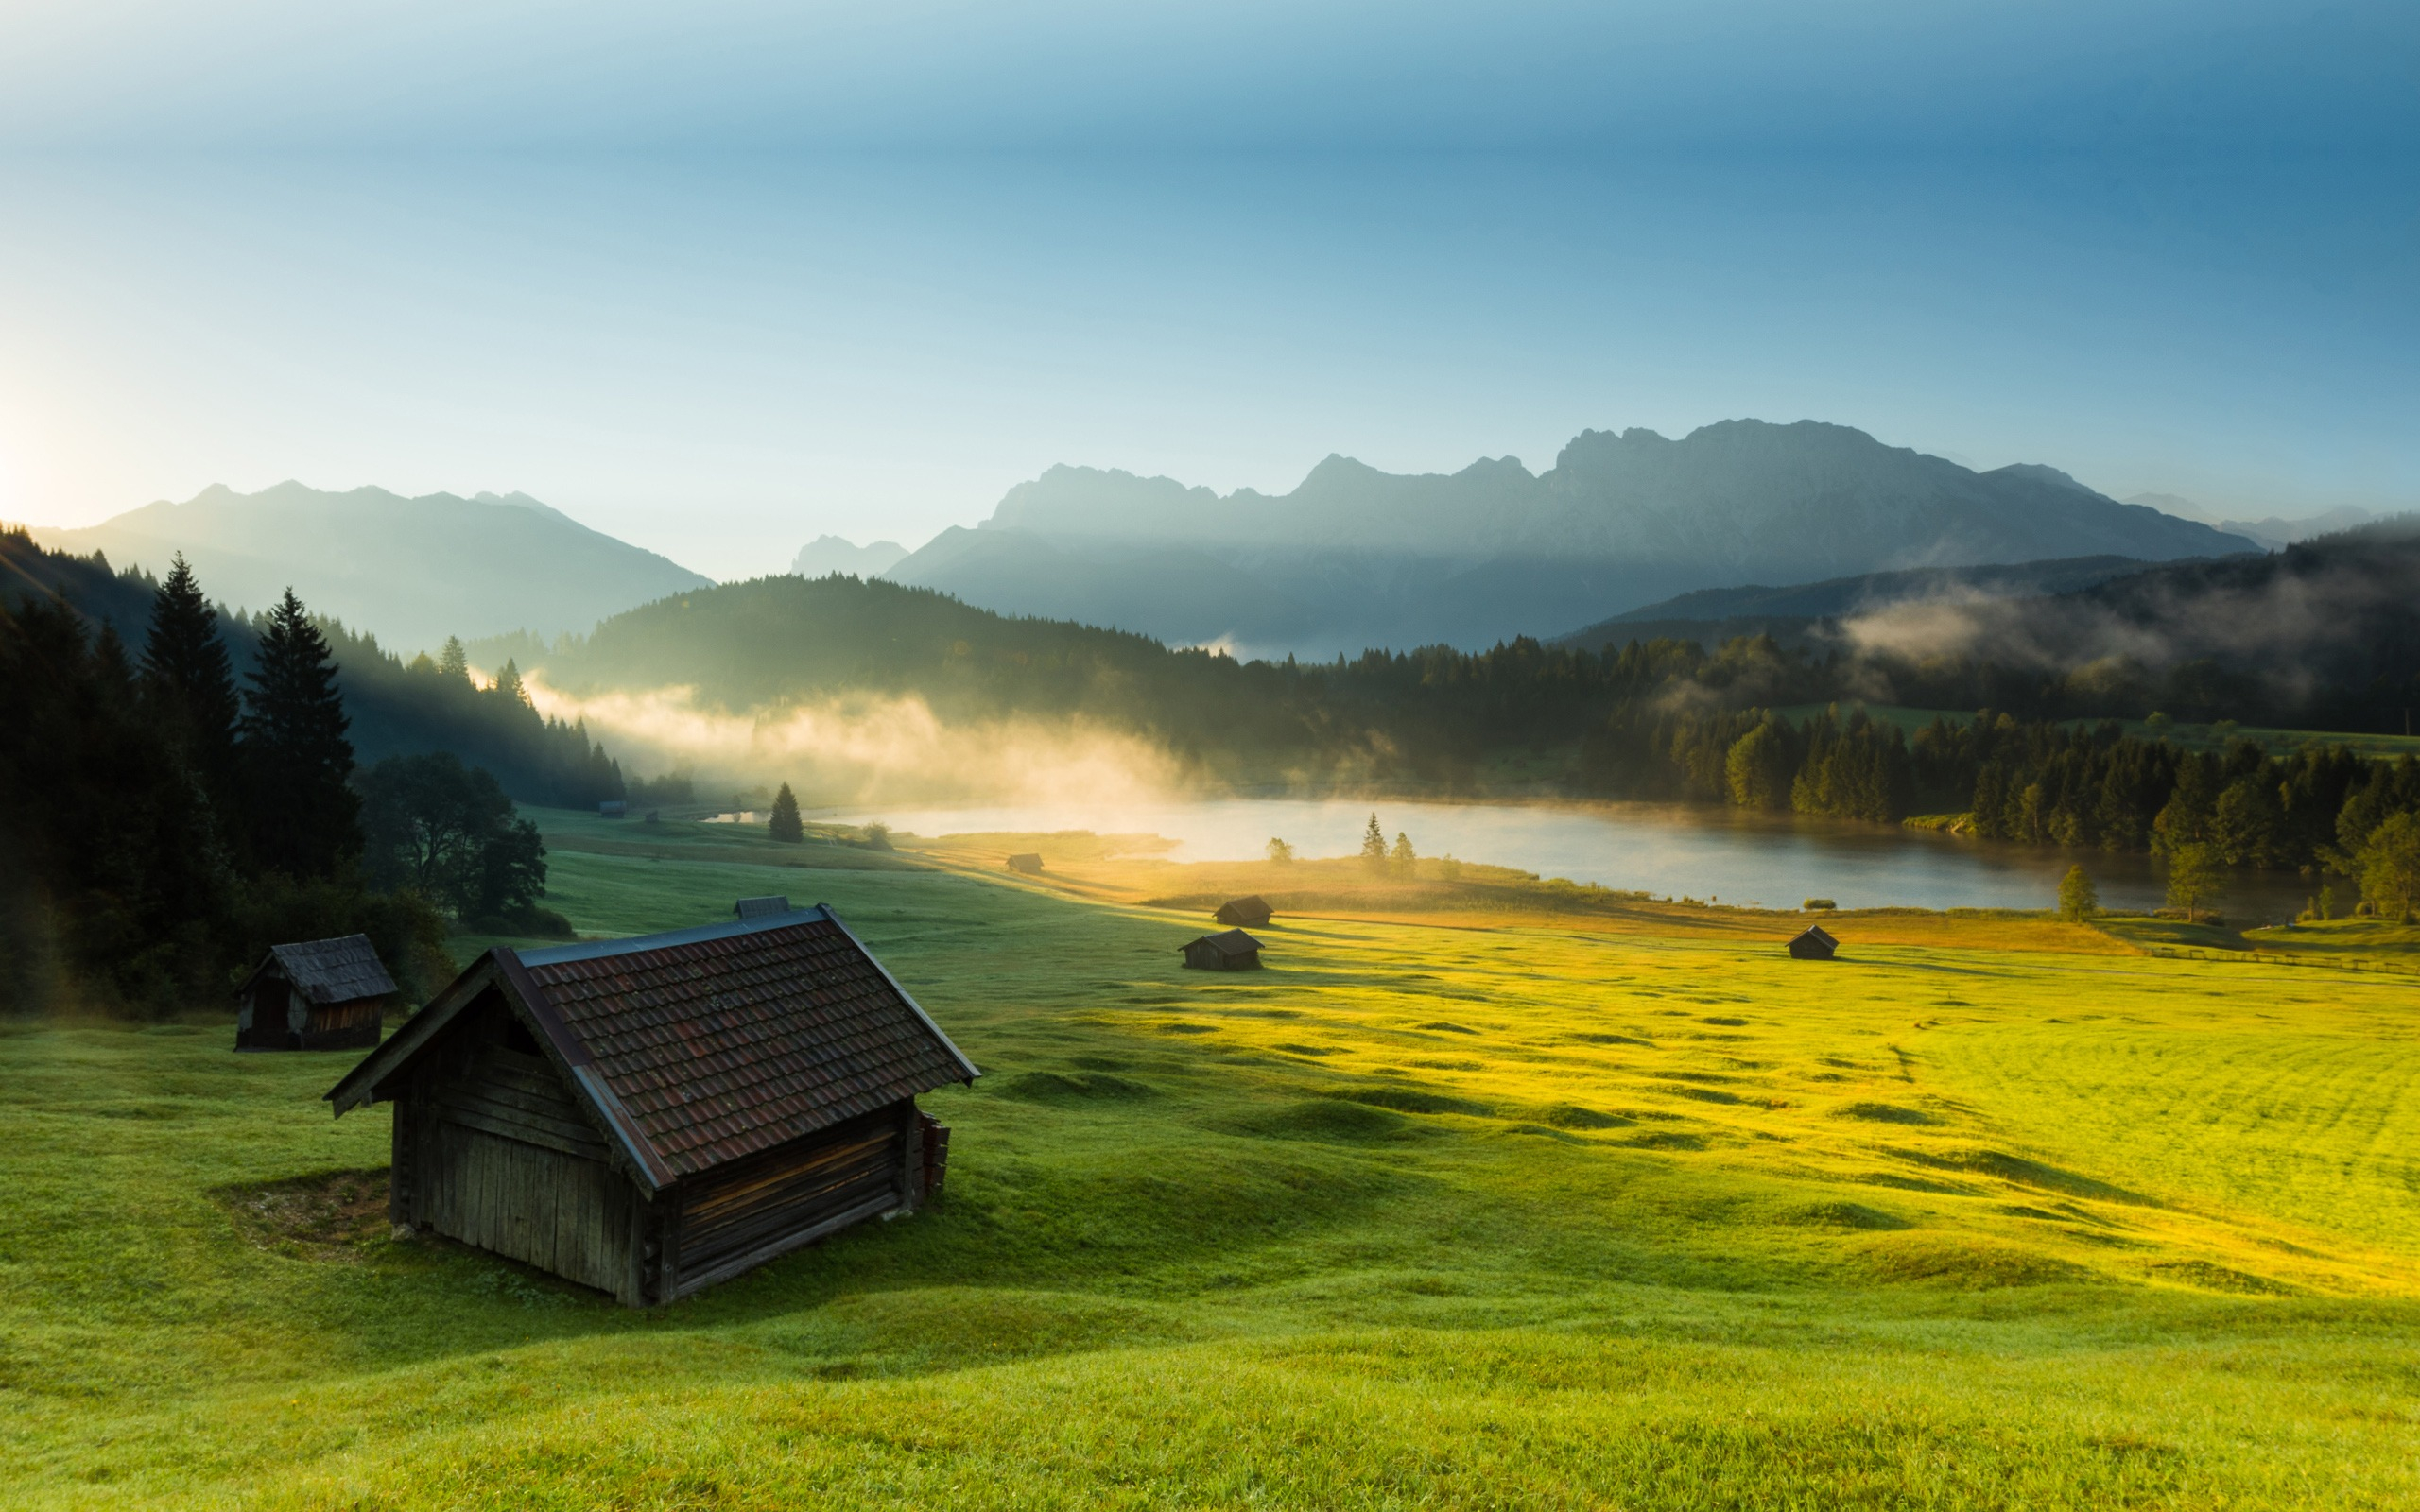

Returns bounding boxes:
[5,820,2420,1507]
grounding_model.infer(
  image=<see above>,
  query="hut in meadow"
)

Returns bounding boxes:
[598,799,628,819]
[1214,895,1273,928]
[1006,852,1045,875]
[1182,928,1264,971]
[235,935,396,1052]
[324,904,978,1306]
[1788,925,1840,960]
[734,895,792,919]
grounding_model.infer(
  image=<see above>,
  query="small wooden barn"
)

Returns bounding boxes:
[1214,895,1273,928]
[236,935,396,1052]
[324,905,978,1305]
[734,895,791,919]
[1006,853,1045,875]
[1182,928,1264,971]
[1788,925,1840,960]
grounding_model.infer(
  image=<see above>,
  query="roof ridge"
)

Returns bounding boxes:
[514,906,832,969]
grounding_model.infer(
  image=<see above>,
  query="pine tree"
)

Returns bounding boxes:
[769,782,804,843]
[437,637,470,680]
[139,554,241,800]
[1360,814,1387,872]
[1391,831,1416,873]
[2056,864,2099,922]
[240,589,359,878]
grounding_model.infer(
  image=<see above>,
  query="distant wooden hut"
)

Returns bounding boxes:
[598,799,628,819]
[1788,925,1839,960]
[1182,928,1264,971]
[324,905,978,1306]
[734,895,792,919]
[236,935,396,1052]
[1214,895,1273,928]
[1006,853,1045,875]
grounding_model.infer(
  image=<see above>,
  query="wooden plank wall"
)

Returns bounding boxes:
[416,1039,636,1297]
[674,1103,908,1291]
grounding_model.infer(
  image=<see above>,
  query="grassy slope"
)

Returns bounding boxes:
[5,823,2420,1506]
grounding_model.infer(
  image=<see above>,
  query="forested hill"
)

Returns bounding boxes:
[1840,518,2420,730]
[1,527,625,807]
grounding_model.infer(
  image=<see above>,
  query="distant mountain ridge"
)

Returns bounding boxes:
[884,420,2256,656]
[793,534,908,578]
[32,482,713,652]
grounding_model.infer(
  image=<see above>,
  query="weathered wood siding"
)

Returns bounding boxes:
[671,1101,911,1297]
[240,980,293,1049]
[394,993,646,1301]
[300,999,383,1050]
[424,1119,634,1296]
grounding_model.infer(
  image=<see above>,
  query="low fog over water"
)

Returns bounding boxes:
[826,798,2313,921]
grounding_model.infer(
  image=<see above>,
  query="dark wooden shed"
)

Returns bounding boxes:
[1006,852,1045,875]
[1214,895,1273,928]
[236,935,396,1052]
[1788,925,1840,960]
[1182,928,1264,971]
[324,905,979,1305]
[734,895,791,919]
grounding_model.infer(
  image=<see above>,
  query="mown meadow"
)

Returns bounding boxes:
[3,816,2418,1507]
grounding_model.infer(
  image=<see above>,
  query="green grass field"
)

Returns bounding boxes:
[6,823,2420,1508]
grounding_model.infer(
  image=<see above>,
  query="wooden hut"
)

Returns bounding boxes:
[236,935,396,1052]
[324,904,978,1306]
[1182,928,1264,971]
[734,895,791,919]
[598,799,628,819]
[1006,852,1045,875]
[1214,895,1273,928]
[1788,925,1839,960]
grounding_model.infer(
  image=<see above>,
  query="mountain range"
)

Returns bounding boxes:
[30,482,711,653]
[881,421,2257,657]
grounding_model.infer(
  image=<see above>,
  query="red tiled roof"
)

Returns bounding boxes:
[516,913,975,1179]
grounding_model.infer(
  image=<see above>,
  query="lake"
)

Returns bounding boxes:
[819,796,2316,922]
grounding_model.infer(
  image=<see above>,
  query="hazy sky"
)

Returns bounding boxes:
[1,1,2412,579]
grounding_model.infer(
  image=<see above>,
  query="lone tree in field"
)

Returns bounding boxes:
[2057,864,2099,923]
[2356,811,2420,919]
[2164,842,2225,923]
[1360,814,1387,873]
[769,782,804,843]
[1266,837,1295,864]
[240,588,358,879]
[1391,831,1417,874]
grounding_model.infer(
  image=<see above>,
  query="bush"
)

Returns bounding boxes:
[1803,898,1837,911]
[469,902,576,939]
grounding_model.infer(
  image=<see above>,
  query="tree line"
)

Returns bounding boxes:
[0,551,563,1015]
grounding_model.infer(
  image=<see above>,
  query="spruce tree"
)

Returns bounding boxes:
[1360,814,1387,872]
[769,782,804,843]
[240,589,360,878]
[437,636,470,680]
[140,554,241,799]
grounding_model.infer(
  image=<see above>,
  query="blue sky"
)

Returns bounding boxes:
[0,1,2411,579]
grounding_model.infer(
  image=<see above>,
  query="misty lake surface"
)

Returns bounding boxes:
[821,798,2311,922]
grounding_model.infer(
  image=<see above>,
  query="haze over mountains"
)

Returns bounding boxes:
[883,420,2256,657]
[31,482,712,652]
